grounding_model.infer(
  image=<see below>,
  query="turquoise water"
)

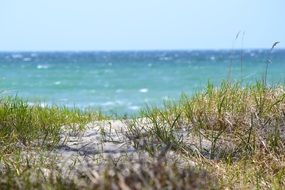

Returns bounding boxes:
[0,50,284,114]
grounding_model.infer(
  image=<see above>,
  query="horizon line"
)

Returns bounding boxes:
[0,48,284,53]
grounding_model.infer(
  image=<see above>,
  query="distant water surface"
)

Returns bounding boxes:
[0,50,284,114]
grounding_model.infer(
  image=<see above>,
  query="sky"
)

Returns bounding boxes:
[0,0,284,51]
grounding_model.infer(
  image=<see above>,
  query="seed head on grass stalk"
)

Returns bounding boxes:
[264,41,280,86]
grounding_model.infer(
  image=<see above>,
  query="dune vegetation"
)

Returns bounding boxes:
[0,80,284,189]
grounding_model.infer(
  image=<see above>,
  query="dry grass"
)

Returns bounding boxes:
[1,81,285,189]
[132,81,285,189]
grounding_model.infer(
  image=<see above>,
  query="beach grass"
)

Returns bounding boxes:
[0,96,106,150]
[0,81,285,189]
[129,81,285,189]
[0,97,107,189]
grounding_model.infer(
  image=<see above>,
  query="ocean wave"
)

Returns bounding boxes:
[210,56,216,61]
[139,88,148,93]
[30,53,38,57]
[115,89,123,93]
[37,64,49,69]
[23,57,32,62]
[12,54,23,59]
[101,101,115,106]
[128,105,140,110]
[54,81,61,85]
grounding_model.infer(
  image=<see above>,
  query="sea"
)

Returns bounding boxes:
[0,50,284,114]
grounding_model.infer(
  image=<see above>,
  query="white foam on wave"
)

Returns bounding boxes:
[210,56,216,61]
[88,102,97,107]
[139,88,148,93]
[12,54,23,59]
[115,100,124,105]
[40,103,48,108]
[115,89,123,93]
[37,64,49,69]
[100,100,130,108]
[159,56,171,61]
[104,69,113,73]
[162,96,169,101]
[128,105,140,110]
[27,102,49,108]
[54,81,61,85]
[27,102,35,106]
[30,53,38,57]
[101,101,115,106]
[23,57,32,62]
[144,98,150,102]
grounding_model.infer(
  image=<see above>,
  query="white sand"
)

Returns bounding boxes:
[41,118,220,178]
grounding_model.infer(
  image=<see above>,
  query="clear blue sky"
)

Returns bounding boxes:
[0,0,284,51]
